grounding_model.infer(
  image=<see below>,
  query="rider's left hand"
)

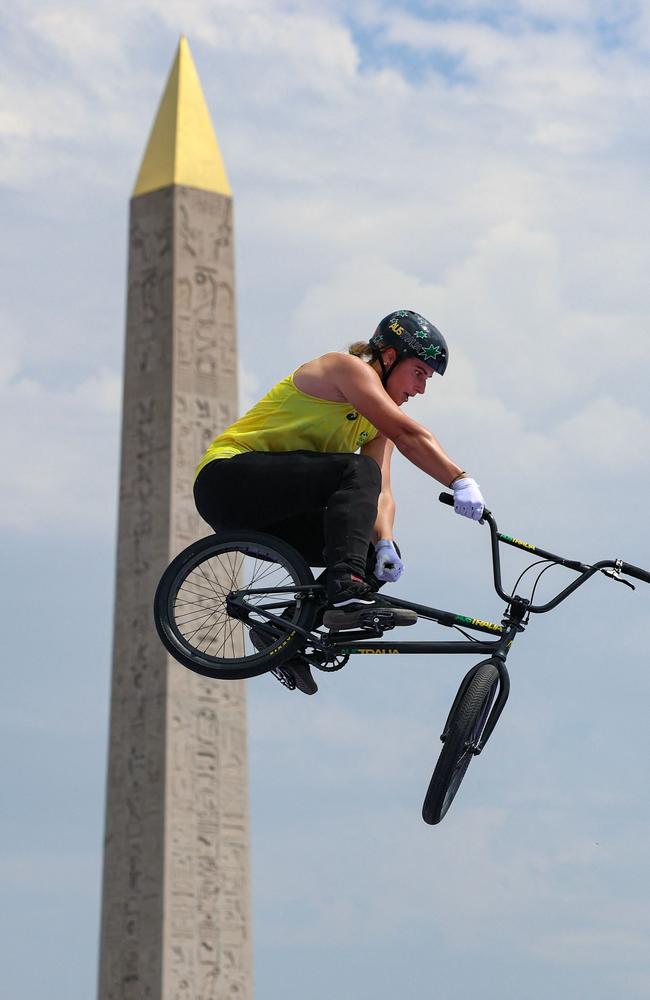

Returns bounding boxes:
[452,477,485,521]
[374,540,404,583]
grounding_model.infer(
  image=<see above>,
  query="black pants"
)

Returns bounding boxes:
[193,450,382,580]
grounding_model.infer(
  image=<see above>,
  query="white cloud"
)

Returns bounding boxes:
[238,357,263,412]
[381,12,516,64]
[517,0,594,16]
[27,5,128,69]
[0,359,121,534]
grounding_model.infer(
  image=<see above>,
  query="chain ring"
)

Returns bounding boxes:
[309,650,350,673]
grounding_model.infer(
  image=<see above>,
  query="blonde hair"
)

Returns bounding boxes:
[347,341,375,362]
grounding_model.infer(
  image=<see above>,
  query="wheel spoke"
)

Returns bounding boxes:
[176,607,225,629]
[198,561,226,599]
[179,577,224,598]
[185,609,224,645]
[198,609,234,653]
[175,591,218,608]
[161,538,313,670]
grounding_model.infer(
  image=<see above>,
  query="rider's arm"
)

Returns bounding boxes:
[335,355,465,487]
[361,434,396,542]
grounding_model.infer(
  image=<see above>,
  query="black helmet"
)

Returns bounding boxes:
[369,310,449,387]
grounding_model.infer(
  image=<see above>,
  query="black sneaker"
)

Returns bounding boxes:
[271,655,318,695]
[323,575,417,629]
[249,615,318,696]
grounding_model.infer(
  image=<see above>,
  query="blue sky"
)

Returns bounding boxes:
[2,2,650,998]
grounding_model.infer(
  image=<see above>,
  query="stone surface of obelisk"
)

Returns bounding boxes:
[98,38,252,1000]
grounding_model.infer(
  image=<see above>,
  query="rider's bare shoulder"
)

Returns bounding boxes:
[293,352,369,402]
[318,352,419,442]
[294,352,418,442]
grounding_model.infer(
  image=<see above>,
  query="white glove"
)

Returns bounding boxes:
[452,477,485,521]
[374,540,404,583]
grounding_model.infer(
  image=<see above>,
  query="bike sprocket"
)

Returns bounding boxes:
[309,649,350,672]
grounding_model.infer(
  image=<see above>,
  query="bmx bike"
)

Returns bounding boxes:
[154,492,650,824]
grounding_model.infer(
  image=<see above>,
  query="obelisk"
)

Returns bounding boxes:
[98,38,252,1000]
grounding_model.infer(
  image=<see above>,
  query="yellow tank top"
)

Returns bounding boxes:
[195,371,380,479]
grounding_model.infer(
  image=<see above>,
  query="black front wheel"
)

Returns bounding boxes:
[154,531,320,681]
[422,661,499,825]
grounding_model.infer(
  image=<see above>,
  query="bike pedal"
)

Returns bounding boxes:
[358,611,397,630]
[271,666,296,690]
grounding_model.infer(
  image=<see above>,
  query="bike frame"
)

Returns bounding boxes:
[231,493,649,752]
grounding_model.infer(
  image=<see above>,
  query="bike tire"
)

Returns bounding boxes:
[154,531,319,681]
[422,661,499,825]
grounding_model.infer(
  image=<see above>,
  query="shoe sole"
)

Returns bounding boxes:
[322,608,417,629]
[252,628,318,695]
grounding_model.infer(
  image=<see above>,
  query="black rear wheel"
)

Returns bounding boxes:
[154,531,319,680]
[422,661,499,825]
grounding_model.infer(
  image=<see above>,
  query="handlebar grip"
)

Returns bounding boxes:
[439,490,491,525]
[621,561,650,585]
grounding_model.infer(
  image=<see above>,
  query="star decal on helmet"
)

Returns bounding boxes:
[415,329,427,339]
[423,344,442,360]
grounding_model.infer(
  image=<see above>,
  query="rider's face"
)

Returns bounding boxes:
[385,355,433,406]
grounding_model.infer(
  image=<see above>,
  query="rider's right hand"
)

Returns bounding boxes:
[374,539,404,583]
[452,477,484,521]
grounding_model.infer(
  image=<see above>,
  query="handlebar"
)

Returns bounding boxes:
[620,561,650,585]
[438,491,650,613]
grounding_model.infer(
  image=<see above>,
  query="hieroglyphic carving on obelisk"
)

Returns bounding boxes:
[98,37,252,1000]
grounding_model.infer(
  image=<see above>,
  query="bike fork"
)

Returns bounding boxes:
[440,655,511,755]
